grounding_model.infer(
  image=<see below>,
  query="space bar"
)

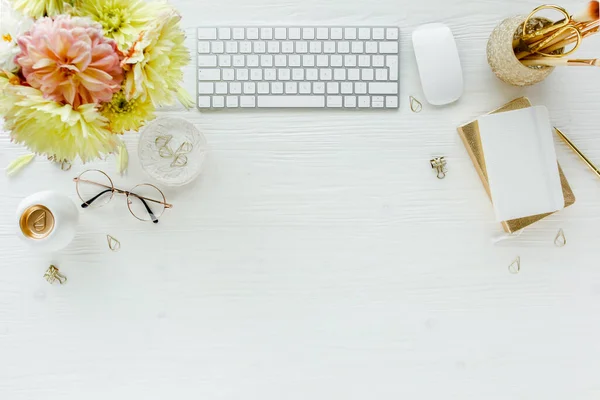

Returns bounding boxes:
[257,96,325,108]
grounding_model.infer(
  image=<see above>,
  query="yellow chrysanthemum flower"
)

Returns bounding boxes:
[0,76,119,162]
[75,0,168,49]
[122,11,193,108]
[11,0,64,18]
[101,88,156,134]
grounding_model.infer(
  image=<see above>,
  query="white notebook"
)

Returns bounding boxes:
[477,106,565,222]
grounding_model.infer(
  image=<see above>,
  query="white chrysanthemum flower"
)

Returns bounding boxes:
[0,0,32,72]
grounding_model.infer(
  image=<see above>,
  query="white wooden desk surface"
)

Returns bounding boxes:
[1,0,600,398]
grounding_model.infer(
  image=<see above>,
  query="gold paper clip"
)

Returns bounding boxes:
[508,257,521,274]
[107,235,121,252]
[554,229,567,247]
[409,96,423,113]
[430,157,447,179]
[44,265,67,285]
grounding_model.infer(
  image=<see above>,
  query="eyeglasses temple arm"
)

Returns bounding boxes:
[129,193,159,224]
[80,189,113,208]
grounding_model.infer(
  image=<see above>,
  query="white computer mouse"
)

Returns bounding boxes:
[412,23,464,106]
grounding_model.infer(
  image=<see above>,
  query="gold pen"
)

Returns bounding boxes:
[555,127,600,179]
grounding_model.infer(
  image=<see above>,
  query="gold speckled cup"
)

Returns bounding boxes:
[487,16,557,86]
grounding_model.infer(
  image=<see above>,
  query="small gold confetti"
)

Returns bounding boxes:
[409,96,423,113]
[44,265,67,285]
[508,257,521,274]
[107,235,121,252]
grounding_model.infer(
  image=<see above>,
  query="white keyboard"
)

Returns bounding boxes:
[196,26,400,109]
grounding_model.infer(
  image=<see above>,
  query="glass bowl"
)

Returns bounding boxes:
[138,117,208,187]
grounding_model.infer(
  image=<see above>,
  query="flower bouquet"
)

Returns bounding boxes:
[0,0,192,171]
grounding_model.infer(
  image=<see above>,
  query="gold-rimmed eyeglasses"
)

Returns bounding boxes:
[73,169,172,224]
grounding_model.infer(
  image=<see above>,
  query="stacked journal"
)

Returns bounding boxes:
[457,97,575,233]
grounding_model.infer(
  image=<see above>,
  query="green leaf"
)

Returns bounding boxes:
[5,153,35,177]
[116,141,129,176]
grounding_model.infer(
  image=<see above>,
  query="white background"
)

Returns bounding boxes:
[1,0,600,398]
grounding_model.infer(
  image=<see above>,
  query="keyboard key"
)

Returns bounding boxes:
[344,96,357,107]
[198,96,211,107]
[222,69,235,80]
[213,96,225,107]
[341,82,353,94]
[257,82,270,94]
[320,69,332,80]
[303,28,315,39]
[264,69,277,80]
[211,41,224,53]
[198,41,211,54]
[372,28,385,40]
[215,82,228,94]
[247,55,259,67]
[358,96,370,107]
[386,55,399,80]
[250,69,263,80]
[225,41,238,53]
[386,28,399,40]
[372,96,385,108]
[323,41,336,53]
[386,96,398,108]
[260,55,273,66]
[274,28,287,39]
[303,55,315,67]
[243,82,256,94]
[232,28,245,39]
[198,82,214,94]
[288,28,301,39]
[309,42,322,53]
[306,69,319,80]
[271,82,284,94]
[344,55,357,67]
[227,96,239,107]
[379,42,398,54]
[345,28,357,40]
[258,96,325,108]
[289,55,301,67]
[239,42,252,53]
[296,42,308,54]
[330,55,343,67]
[198,55,218,67]
[372,55,384,67]
[368,82,398,94]
[254,42,266,53]
[316,55,329,67]
[198,69,221,81]
[351,42,364,53]
[233,55,245,67]
[331,28,343,39]
[261,28,273,40]
[292,69,305,80]
[285,82,298,94]
[274,55,287,67]
[355,82,367,94]
[327,96,343,107]
[278,69,291,80]
[247,28,259,39]
[362,69,374,81]
[338,42,350,54]
[230,82,242,94]
[282,41,294,53]
[236,69,248,81]
[198,28,217,39]
[358,28,371,39]
[218,28,231,40]
[267,41,280,53]
[358,55,370,67]
[316,27,329,39]
[375,68,388,81]
[313,82,325,94]
[347,69,360,81]
[334,69,346,80]
[327,82,339,94]
[365,42,378,54]
[240,96,256,107]
[299,82,311,93]
[219,55,231,67]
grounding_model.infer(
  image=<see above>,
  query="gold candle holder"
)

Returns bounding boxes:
[487,16,559,86]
